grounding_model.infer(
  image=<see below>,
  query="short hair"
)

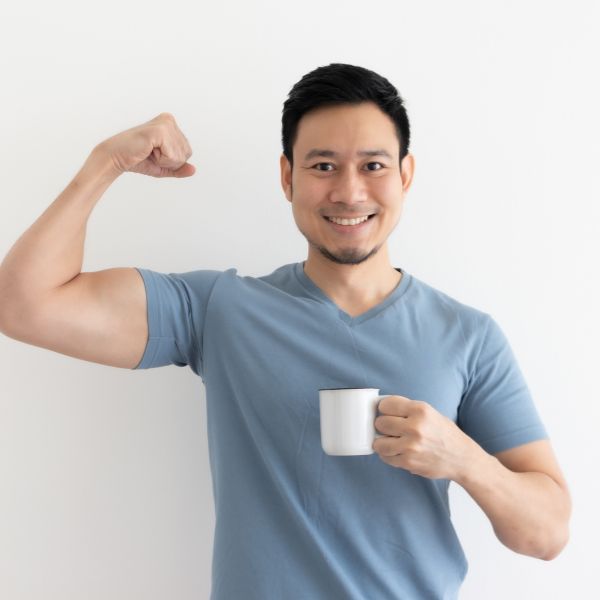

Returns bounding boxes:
[281,63,411,169]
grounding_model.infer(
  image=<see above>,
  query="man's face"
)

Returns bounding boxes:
[280,101,414,266]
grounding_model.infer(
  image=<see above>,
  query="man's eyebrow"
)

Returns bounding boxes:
[303,148,393,161]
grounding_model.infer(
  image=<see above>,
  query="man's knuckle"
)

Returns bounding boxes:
[406,441,419,453]
[415,400,429,413]
[412,430,424,443]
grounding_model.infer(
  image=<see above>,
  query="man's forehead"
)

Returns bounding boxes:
[303,148,395,161]
[294,102,400,161]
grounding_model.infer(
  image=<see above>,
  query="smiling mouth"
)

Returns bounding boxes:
[323,214,377,224]
[322,213,377,233]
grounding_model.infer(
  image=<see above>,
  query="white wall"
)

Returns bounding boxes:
[1,1,598,598]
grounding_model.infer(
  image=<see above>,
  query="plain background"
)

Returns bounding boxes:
[1,1,598,598]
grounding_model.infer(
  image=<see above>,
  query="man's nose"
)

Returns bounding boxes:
[329,167,369,205]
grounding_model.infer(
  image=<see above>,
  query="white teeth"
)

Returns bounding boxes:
[327,215,371,226]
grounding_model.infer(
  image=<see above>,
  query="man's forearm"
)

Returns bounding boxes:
[0,145,119,307]
[454,440,570,560]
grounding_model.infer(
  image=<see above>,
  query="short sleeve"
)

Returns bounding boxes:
[457,315,549,454]
[132,267,222,377]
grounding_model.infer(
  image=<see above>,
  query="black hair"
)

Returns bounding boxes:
[281,63,411,169]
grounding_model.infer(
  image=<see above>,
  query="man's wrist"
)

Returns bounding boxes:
[84,143,123,185]
[453,434,497,488]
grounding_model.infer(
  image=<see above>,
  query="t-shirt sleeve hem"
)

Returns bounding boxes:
[131,267,160,370]
[132,336,163,370]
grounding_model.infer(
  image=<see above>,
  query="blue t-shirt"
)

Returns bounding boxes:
[132,261,548,600]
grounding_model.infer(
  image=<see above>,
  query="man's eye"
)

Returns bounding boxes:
[312,162,385,171]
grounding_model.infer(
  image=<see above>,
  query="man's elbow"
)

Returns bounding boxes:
[540,483,572,561]
[522,517,570,561]
[540,527,570,561]
[506,509,571,561]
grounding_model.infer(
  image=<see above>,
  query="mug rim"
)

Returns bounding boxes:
[319,387,379,391]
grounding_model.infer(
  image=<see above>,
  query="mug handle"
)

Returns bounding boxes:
[374,394,391,438]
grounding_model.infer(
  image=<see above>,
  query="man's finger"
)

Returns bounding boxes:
[377,394,416,416]
[375,415,408,436]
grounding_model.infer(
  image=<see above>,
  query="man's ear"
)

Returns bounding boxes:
[400,153,415,193]
[280,153,293,203]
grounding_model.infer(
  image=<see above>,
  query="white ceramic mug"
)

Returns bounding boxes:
[318,388,390,456]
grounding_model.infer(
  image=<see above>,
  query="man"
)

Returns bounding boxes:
[0,63,571,599]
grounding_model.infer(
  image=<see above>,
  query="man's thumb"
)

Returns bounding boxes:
[171,162,196,178]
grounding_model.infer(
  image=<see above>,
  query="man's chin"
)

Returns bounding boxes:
[316,243,380,266]
[298,225,382,266]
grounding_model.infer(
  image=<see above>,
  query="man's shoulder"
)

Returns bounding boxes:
[406,271,491,334]
[235,262,299,291]
[192,262,300,299]
[205,262,295,281]
[167,262,294,289]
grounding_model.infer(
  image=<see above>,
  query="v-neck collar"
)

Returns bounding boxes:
[293,260,412,326]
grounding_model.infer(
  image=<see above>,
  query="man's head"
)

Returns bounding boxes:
[280,63,414,267]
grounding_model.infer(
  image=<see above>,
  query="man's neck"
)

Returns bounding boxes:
[302,250,402,315]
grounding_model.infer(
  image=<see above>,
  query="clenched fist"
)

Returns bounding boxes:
[95,112,195,179]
